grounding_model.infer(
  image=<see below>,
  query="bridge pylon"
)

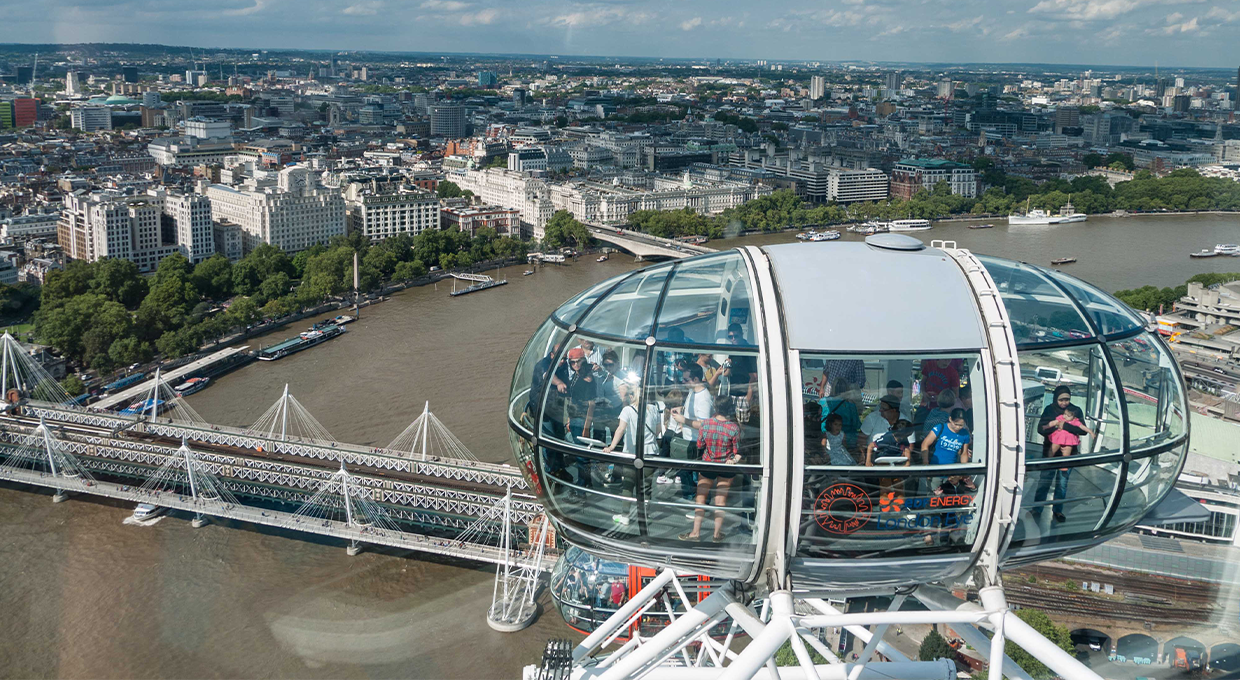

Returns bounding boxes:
[251,384,336,443]
[289,461,402,556]
[0,416,96,501]
[137,437,241,527]
[487,487,550,632]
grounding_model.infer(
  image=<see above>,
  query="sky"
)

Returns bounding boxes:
[1,0,1238,68]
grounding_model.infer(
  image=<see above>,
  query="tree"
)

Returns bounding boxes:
[542,210,591,249]
[155,326,200,359]
[393,259,428,281]
[90,258,148,308]
[109,336,152,367]
[192,254,233,300]
[437,180,464,199]
[1004,609,1072,680]
[919,628,956,662]
[774,640,828,666]
[153,252,193,288]
[61,375,86,397]
[225,296,261,330]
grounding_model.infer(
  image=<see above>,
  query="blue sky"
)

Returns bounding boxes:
[2,0,1238,67]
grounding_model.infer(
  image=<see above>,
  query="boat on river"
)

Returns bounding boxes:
[969,223,994,230]
[173,377,210,396]
[1216,244,1240,256]
[1009,198,1087,225]
[807,230,841,242]
[1051,257,1077,266]
[1190,250,1219,258]
[258,324,346,361]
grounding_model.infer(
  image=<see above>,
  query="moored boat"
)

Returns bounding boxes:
[1190,250,1219,259]
[597,254,609,262]
[173,377,210,396]
[1051,257,1077,266]
[807,230,841,242]
[969,223,994,230]
[523,269,535,276]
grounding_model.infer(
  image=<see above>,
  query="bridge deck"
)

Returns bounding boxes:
[0,465,551,570]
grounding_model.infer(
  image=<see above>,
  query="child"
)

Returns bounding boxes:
[1048,412,1094,464]
[821,413,854,465]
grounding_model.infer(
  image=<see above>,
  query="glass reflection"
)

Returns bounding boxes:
[655,253,755,347]
[977,255,1093,345]
[797,352,987,559]
[509,319,568,433]
[577,265,671,339]
[1104,448,1184,532]
[1108,333,1186,451]
[1012,458,1122,547]
[1019,344,1122,459]
[1042,268,1144,337]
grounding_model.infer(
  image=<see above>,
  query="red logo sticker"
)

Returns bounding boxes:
[814,483,873,535]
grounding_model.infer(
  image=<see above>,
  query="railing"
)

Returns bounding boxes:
[0,464,553,570]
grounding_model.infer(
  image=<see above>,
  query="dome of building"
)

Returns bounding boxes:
[103,94,138,105]
[508,240,1188,592]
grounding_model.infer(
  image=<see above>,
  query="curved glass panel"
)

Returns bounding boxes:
[796,352,987,559]
[553,271,632,325]
[577,265,671,340]
[1019,344,1123,459]
[639,347,763,549]
[508,429,544,500]
[1010,457,1122,549]
[977,255,1093,346]
[509,318,568,434]
[1108,333,1187,452]
[655,253,755,347]
[538,333,647,455]
[1102,447,1184,534]
[1042,268,1145,337]
[549,546,632,634]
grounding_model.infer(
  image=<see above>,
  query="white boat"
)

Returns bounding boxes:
[796,230,817,241]
[133,503,163,520]
[596,254,609,262]
[1008,198,1088,225]
[1215,244,1240,256]
[173,377,209,396]
[808,230,841,241]
[885,219,932,232]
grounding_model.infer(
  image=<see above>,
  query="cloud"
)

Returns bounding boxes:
[342,1,380,15]
[1150,14,1198,33]
[942,14,988,33]
[419,0,470,9]
[1001,26,1030,39]
[543,5,651,28]
[680,16,702,31]
[1028,0,1206,22]
[460,7,499,24]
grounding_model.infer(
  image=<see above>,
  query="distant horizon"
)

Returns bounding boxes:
[0,41,1235,76]
[2,0,1238,70]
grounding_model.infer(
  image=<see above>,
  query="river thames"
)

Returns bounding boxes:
[0,213,1237,678]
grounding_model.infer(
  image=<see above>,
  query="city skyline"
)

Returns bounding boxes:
[2,0,1239,69]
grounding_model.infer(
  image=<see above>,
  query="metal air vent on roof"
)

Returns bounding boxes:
[865,233,926,251]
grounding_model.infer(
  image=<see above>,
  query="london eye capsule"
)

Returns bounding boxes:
[507,237,1188,593]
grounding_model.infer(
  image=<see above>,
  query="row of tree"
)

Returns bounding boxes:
[1115,272,1240,312]
[34,227,530,377]
[621,168,1240,241]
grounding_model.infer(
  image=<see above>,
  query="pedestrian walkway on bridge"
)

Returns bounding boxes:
[92,347,250,410]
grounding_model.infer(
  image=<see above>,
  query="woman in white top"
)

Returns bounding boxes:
[604,382,660,455]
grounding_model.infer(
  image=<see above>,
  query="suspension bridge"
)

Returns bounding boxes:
[0,334,553,628]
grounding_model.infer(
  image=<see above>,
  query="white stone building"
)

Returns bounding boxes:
[343,183,440,241]
[205,166,346,255]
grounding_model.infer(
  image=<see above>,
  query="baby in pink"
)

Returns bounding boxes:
[1048,414,1093,457]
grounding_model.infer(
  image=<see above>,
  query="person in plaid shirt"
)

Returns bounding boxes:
[679,394,742,543]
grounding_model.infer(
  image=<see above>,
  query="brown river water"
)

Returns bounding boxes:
[1,214,1238,678]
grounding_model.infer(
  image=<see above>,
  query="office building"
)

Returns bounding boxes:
[478,71,498,88]
[185,118,232,139]
[890,158,977,200]
[1,212,61,240]
[57,189,213,272]
[430,104,466,139]
[213,220,244,262]
[70,106,113,132]
[343,183,440,240]
[512,88,527,107]
[1053,106,1080,133]
[827,168,890,203]
[205,166,346,254]
[122,66,139,83]
[1173,94,1192,113]
[148,137,236,166]
[885,71,900,93]
[142,91,162,108]
[15,66,33,86]
[441,205,521,237]
[9,98,37,128]
[65,71,82,96]
[809,76,825,101]
[936,79,954,98]
[185,70,208,86]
